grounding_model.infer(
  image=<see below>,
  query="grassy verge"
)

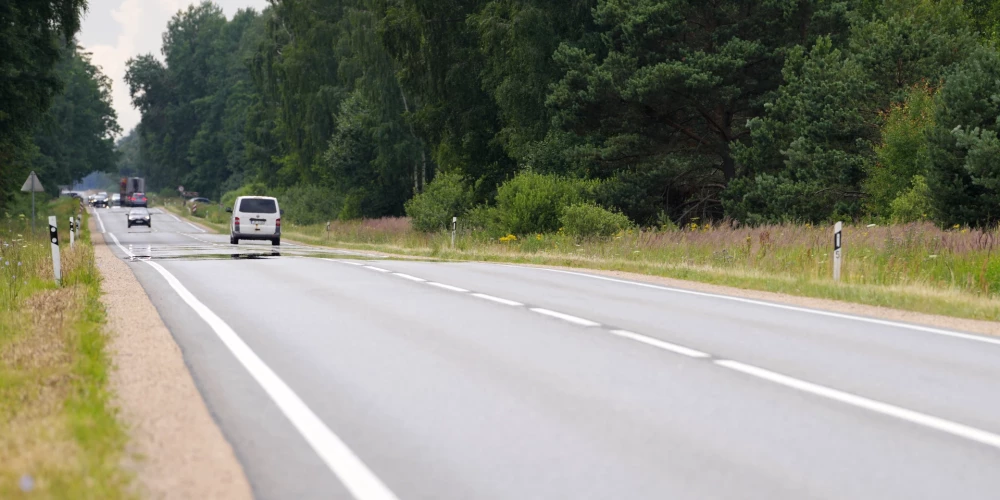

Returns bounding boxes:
[161,200,1000,322]
[0,199,131,498]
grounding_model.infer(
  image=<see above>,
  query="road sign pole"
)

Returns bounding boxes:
[451,217,457,248]
[49,216,61,286]
[833,221,843,282]
[31,188,35,234]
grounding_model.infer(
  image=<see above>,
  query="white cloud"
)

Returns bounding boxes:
[80,0,269,134]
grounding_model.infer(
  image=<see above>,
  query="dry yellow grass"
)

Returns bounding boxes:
[0,201,130,499]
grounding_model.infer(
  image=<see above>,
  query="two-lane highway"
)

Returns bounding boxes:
[93,206,1000,499]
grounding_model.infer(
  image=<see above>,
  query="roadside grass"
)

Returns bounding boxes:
[0,199,131,498]
[161,200,1000,322]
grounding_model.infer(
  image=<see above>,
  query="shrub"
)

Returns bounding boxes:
[405,172,473,232]
[494,171,596,234]
[463,204,503,236]
[278,184,341,225]
[890,175,934,223]
[560,203,633,238]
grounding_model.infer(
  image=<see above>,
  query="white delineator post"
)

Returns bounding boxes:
[69,216,75,248]
[833,221,843,282]
[451,216,457,248]
[49,216,61,286]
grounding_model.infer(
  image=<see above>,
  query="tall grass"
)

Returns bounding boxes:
[0,199,130,498]
[281,217,1000,297]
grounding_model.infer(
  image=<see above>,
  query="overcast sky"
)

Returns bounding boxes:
[78,0,269,135]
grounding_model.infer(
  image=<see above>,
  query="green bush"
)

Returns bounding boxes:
[464,204,503,237]
[495,171,596,234]
[560,203,633,238]
[405,172,473,232]
[890,175,934,223]
[279,184,342,225]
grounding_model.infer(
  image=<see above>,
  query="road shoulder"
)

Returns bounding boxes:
[93,222,252,499]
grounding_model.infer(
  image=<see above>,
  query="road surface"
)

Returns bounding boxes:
[93,206,1000,499]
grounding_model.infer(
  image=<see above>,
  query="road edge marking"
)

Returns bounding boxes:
[93,207,107,233]
[144,261,399,500]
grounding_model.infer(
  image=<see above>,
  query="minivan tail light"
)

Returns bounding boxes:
[234,217,240,225]
[275,218,280,228]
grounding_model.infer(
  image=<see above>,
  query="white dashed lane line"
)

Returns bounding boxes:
[325,258,1000,453]
[529,308,601,327]
[609,329,709,358]
[393,273,426,282]
[427,282,469,293]
[470,293,523,307]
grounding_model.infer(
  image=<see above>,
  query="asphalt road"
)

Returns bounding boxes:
[93,206,1000,499]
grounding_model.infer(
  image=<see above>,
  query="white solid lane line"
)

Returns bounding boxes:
[107,233,134,258]
[716,359,1000,450]
[471,293,523,307]
[394,273,426,282]
[529,267,1000,347]
[530,308,601,327]
[609,330,709,358]
[93,208,107,233]
[364,266,391,273]
[427,282,469,293]
[144,261,399,500]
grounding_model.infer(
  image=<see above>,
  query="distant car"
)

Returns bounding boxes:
[126,207,150,228]
[111,193,121,206]
[88,194,96,206]
[93,192,109,208]
[188,197,211,204]
[226,196,282,246]
[130,192,148,207]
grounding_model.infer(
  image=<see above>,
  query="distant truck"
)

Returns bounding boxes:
[120,177,145,206]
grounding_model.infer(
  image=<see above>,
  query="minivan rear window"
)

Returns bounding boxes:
[239,198,277,213]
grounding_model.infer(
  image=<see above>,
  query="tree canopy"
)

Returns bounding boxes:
[120,0,1000,228]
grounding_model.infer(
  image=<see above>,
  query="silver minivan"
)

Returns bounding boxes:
[226,196,282,246]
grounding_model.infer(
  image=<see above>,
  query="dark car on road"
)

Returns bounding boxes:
[93,192,109,208]
[127,207,151,229]
[130,192,148,207]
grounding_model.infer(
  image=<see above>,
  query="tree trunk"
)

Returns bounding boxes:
[399,85,426,193]
[721,150,736,182]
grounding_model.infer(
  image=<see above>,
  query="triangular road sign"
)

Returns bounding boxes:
[20,171,44,192]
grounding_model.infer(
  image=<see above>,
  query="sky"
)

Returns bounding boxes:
[78,0,269,135]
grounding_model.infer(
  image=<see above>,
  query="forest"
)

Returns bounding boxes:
[0,1,119,210]
[105,1,1000,230]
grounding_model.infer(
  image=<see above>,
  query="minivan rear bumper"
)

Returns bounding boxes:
[234,233,278,241]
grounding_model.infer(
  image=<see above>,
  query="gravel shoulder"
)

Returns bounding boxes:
[93,222,252,499]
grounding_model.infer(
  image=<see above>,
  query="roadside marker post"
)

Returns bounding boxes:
[49,216,61,286]
[833,221,843,282]
[69,216,75,248]
[451,216,457,248]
